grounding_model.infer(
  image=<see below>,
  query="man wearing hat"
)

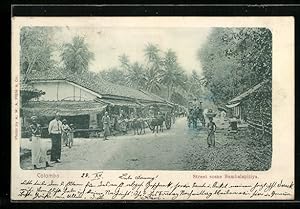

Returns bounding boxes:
[206,109,217,148]
[48,112,63,163]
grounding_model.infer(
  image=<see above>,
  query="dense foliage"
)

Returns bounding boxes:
[199,28,272,139]
[60,36,95,74]
[198,28,272,105]
[98,43,209,105]
[20,27,56,83]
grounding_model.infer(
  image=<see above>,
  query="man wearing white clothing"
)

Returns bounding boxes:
[48,112,63,163]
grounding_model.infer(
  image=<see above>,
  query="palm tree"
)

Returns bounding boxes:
[187,70,205,96]
[125,62,145,88]
[143,43,163,92]
[98,67,127,85]
[61,36,94,74]
[21,27,55,83]
[144,43,161,65]
[143,65,162,93]
[161,49,186,100]
[118,54,131,71]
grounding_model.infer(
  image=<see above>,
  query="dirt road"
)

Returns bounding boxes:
[21,116,271,170]
[49,117,206,170]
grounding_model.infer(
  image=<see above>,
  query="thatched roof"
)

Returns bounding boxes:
[227,79,270,105]
[21,83,42,93]
[21,83,45,104]
[22,101,107,116]
[97,98,141,108]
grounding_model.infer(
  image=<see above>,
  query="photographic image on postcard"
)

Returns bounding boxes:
[19,26,272,171]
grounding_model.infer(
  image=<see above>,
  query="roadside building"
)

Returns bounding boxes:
[20,82,45,105]
[226,79,271,134]
[226,79,270,120]
[21,68,173,137]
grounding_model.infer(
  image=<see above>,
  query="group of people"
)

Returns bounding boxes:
[188,107,217,148]
[29,112,74,169]
[101,109,156,140]
[188,98,218,148]
[101,109,131,140]
[101,107,181,140]
[27,106,217,170]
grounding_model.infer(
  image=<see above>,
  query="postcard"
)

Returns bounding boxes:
[11,16,294,201]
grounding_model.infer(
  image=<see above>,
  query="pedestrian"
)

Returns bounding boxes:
[48,112,62,163]
[102,111,110,140]
[68,124,74,148]
[111,114,117,134]
[206,109,217,148]
[61,119,71,147]
[199,101,203,110]
[192,98,198,109]
[118,110,127,134]
[30,116,52,169]
[171,111,176,124]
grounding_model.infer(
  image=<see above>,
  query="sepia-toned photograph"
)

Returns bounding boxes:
[19,25,272,171]
[11,17,294,201]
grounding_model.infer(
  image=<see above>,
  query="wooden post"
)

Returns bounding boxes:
[89,112,98,129]
[56,82,59,101]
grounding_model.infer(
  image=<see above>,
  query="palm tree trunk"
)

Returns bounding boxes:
[168,83,173,101]
[23,53,39,83]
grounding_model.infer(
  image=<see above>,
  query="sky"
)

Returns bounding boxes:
[53,27,212,75]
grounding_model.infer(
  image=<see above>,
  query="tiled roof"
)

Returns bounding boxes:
[28,69,165,103]
[138,90,168,103]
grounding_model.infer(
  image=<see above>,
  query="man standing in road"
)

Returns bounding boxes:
[102,111,110,140]
[206,109,217,148]
[48,112,63,163]
[192,98,199,109]
[207,117,217,147]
